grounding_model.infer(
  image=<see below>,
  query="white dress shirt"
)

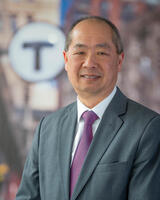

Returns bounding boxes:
[71,87,117,163]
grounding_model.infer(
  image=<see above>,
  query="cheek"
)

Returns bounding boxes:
[66,64,78,81]
[68,59,80,73]
[103,65,118,81]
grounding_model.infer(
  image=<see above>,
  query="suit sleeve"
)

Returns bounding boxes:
[15,117,45,200]
[128,116,160,200]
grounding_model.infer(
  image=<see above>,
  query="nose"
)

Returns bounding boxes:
[82,52,96,68]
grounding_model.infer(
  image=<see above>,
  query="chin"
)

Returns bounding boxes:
[82,88,101,96]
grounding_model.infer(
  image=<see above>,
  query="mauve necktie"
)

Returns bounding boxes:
[70,110,98,197]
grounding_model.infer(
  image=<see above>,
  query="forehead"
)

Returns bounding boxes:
[70,19,113,46]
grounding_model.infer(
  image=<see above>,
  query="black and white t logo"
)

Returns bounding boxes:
[9,22,65,82]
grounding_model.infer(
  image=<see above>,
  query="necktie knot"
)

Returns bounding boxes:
[82,110,99,125]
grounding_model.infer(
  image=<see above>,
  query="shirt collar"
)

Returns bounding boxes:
[77,87,117,122]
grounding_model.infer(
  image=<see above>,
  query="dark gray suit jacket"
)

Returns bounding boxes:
[16,88,160,200]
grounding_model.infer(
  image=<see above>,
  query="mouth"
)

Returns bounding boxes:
[80,74,101,80]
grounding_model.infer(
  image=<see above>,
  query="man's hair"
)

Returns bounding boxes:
[64,16,124,54]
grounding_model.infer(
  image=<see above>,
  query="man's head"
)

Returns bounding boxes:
[63,16,124,108]
[64,16,124,55]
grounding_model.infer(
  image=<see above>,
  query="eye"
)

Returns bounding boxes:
[97,52,109,56]
[73,51,85,55]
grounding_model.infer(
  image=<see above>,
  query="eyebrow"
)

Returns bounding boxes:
[73,43,111,50]
[95,43,111,50]
[73,44,87,49]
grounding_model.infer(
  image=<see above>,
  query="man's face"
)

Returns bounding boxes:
[64,19,124,104]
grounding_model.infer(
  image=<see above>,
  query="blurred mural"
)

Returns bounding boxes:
[0,0,159,199]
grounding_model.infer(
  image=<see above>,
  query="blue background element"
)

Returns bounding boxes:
[60,0,75,26]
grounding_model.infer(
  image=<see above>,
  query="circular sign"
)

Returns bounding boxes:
[9,22,65,82]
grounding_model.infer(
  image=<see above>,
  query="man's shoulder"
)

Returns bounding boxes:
[42,101,77,124]
[128,98,159,114]
[114,88,159,124]
[113,88,160,119]
[126,97,160,122]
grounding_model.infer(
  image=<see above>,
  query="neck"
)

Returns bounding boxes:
[78,94,108,109]
[78,98,101,109]
[77,87,116,108]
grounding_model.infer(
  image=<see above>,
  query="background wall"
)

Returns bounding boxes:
[0,0,159,199]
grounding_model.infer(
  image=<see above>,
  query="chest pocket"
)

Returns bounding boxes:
[95,161,128,173]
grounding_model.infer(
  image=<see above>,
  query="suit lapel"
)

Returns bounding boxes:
[71,88,127,200]
[58,103,77,200]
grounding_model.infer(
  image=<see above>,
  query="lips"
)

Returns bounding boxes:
[81,75,100,79]
[81,75,99,79]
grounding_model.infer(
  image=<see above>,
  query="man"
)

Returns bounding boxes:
[16,16,160,200]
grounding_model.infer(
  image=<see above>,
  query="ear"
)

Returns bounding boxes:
[63,51,68,71]
[117,52,124,72]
